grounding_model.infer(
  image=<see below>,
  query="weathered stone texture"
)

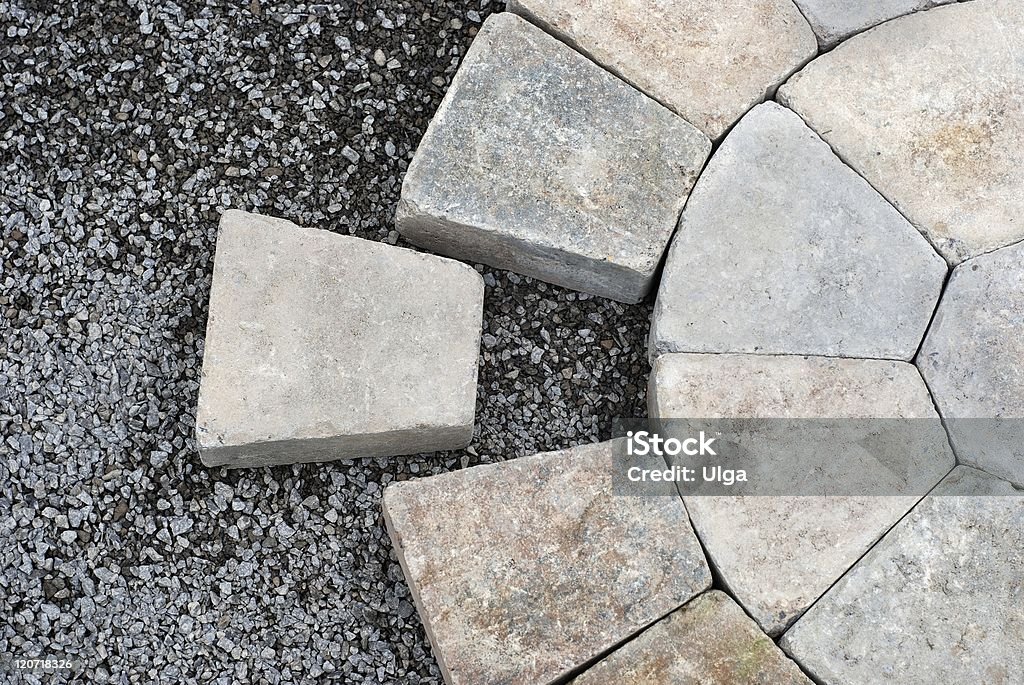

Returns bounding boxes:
[507,0,816,139]
[383,440,711,685]
[649,353,955,636]
[196,210,483,468]
[918,241,1024,487]
[650,103,946,361]
[782,466,1024,684]
[779,0,1024,264]
[574,591,812,684]
[792,0,956,49]
[397,13,710,304]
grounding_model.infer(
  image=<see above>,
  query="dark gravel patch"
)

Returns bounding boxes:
[0,1,653,682]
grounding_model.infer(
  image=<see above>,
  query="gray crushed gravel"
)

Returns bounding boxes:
[0,1,653,683]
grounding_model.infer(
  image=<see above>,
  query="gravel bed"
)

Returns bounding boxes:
[0,1,653,682]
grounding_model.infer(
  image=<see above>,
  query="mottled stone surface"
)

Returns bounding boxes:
[196,210,483,468]
[782,467,1024,684]
[792,0,956,49]
[650,103,946,361]
[382,440,711,685]
[779,0,1024,264]
[574,591,811,684]
[649,353,955,636]
[396,13,710,304]
[918,241,1024,487]
[507,0,816,139]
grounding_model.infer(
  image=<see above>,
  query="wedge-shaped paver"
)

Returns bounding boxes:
[650,103,946,361]
[196,210,483,468]
[919,241,1024,487]
[507,0,816,140]
[383,440,711,685]
[396,13,710,304]
[779,0,1024,264]
[574,591,812,684]
[792,0,956,49]
[782,466,1024,684]
[649,353,955,636]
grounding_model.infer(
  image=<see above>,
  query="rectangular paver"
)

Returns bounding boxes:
[383,440,711,685]
[396,13,710,304]
[196,210,484,467]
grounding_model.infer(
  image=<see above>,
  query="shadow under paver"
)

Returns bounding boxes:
[650,102,946,362]
[918,240,1024,488]
[382,440,711,685]
[779,0,1024,264]
[649,353,955,636]
[791,0,955,49]
[574,591,811,685]
[507,0,816,140]
[195,210,483,468]
[396,12,710,304]
[781,466,1024,684]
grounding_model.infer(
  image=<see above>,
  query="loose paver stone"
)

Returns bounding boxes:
[507,0,816,139]
[650,103,946,361]
[779,0,1024,264]
[649,353,955,636]
[781,466,1024,684]
[791,0,956,49]
[574,590,812,684]
[396,13,710,304]
[196,210,484,468]
[382,439,711,685]
[918,241,1024,487]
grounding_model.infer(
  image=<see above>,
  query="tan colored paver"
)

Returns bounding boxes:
[506,0,816,140]
[383,440,711,685]
[779,0,1024,264]
[649,353,955,636]
[575,591,811,684]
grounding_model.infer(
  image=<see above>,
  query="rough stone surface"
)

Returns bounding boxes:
[792,0,956,49]
[507,0,816,140]
[396,13,710,304]
[382,440,711,685]
[574,591,812,684]
[782,466,1024,684]
[649,353,955,636]
[779,0,1024,264]
[918,241,1024,487]
[2,2,666,681]
[650,103,946,362]
[197,210,483,467]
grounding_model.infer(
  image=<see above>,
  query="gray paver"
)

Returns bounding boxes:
[396,13,710,304]
[919,241,1024,487]
[650,103,946,362]
[781,466,1024,684]
[196,210,483,467]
